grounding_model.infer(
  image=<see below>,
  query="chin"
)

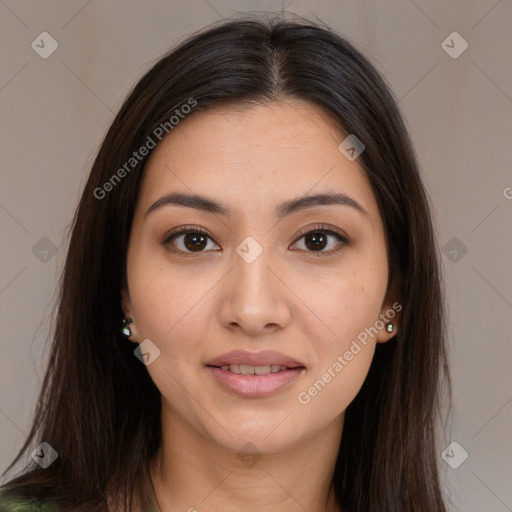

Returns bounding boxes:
[200,414,308,455]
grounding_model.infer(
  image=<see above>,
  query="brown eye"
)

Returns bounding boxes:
[163,227,220,254]
[304,231,328,251]
[181,232,208,252]
[291,225,348,254]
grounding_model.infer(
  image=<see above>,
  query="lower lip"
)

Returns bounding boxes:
[207,366,304,398]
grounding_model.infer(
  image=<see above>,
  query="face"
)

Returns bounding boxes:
[121,98,399,454]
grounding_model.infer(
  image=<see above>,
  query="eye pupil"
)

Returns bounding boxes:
[184,233,208,251]
[305,232,327,251]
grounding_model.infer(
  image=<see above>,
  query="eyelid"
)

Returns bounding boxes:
[292,223,349,244]
[162,224,218,246]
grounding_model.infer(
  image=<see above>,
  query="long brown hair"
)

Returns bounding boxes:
[1,15,451,511]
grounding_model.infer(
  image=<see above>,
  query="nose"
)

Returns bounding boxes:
[217,245,292,336]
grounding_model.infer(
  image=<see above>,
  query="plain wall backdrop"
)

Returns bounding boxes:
[1,1,511,511]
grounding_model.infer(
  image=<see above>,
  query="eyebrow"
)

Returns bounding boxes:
[144,191,369,219]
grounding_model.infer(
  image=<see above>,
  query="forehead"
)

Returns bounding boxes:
[136,98,380,225]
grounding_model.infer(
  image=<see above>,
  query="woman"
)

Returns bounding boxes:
[1,16,451,512]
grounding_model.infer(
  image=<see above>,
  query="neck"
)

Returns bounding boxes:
[150,404,344,512]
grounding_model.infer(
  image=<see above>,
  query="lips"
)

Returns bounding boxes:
[205,350,305,369]
[218,363,292,375]
[205,350,306,398]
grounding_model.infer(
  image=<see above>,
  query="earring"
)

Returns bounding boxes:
[386,322,394,333]
[121,318,133,337]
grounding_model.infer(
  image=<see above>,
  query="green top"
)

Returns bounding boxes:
[0,492,161,511]
[0,493,59,512]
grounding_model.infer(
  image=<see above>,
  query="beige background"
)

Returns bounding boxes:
[1,1,511,511]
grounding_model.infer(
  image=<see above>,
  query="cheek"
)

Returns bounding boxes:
[293,257,386,412]
[296,259,386,352]
[127,248,210,359]
[295,280,380,419]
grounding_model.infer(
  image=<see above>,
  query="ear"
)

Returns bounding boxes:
[121,287,133,319]
[121,287,139,344]
[376,273,402,344]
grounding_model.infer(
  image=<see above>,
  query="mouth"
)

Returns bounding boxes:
[205,351,306,398]
[208,363,304,375]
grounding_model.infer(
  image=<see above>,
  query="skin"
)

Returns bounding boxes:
[121,98,400,512]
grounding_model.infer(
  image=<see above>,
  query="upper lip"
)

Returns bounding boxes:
[206,350,305,368]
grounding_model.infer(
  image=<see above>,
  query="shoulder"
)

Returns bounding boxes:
[0,491,59,512]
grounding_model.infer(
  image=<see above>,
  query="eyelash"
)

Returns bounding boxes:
[161,223,348,257]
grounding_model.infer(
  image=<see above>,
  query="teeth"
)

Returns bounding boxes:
[219,364,292,374]
[254,365,271,375]
[240,364,257,375]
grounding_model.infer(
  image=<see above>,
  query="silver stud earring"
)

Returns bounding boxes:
[121,318,133,337]
[386,322,394,333]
